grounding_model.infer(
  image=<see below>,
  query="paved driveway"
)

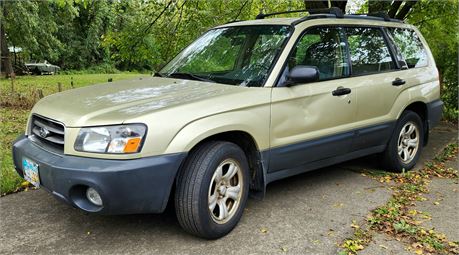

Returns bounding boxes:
[0,124,456,254]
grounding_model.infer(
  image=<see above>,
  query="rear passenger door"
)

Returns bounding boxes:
[344,26,402,151]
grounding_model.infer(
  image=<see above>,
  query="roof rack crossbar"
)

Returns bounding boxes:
[309,7,344,18]
[366,12,391,21]
[256,7,344,20]
[346,12,401,22]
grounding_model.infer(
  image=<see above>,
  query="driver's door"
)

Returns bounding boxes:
[269,26,357,173]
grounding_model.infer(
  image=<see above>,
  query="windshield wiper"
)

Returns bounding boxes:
[167,72,214,83]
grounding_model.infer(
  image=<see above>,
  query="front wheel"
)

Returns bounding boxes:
[381,110,424,172]
[175,141,249,239]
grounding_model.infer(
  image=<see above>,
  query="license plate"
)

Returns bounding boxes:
[23,158,40,187]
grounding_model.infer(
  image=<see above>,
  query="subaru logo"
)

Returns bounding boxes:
[38,127,50,138]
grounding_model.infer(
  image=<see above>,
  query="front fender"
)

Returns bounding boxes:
[164,109,270,154]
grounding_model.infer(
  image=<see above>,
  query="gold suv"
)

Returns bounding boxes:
[13,8,443,239]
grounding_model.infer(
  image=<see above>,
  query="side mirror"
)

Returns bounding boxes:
[286,65,319,86]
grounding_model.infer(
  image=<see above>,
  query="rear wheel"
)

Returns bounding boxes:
[381,110,424,172]
[175,141,249,239]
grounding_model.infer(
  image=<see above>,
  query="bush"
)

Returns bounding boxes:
[60,63,121,75]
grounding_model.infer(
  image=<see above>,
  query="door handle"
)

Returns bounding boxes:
[332,86,351,96]
[392,78,406,86]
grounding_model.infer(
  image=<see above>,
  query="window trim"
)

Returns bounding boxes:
[274,24,405,87]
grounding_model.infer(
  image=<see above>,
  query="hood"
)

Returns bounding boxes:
[32,77,245,127]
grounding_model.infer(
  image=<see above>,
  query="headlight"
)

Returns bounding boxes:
[74,124,146,154]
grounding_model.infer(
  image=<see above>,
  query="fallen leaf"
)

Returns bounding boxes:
[434,201,440,205]
[412,242,423,248]
[379,244,388,249]
[350,223,360,229]
[413,220,422,225]
[334,203,344,208]
[260,227,268,234]
[421,215,432,220]
[415,249,423,254]
[280,247,288,252]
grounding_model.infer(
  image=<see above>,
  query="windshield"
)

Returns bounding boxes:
[160,25,292,87]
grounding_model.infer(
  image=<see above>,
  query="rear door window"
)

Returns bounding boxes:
[346,27,396,75]
[388,28,428,68]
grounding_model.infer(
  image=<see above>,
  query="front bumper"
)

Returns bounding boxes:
[12,135,186,215]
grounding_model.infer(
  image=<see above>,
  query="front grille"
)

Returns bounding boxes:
[30,115,65,152]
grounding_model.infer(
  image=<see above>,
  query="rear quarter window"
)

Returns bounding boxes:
[388,28,428,68]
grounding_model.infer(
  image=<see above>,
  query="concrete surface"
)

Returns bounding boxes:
[360,233,411,255]
[415,158,459,242]
[0,123,457,254]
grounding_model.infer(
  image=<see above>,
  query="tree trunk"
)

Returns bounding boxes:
[0,3,13,78]
[0,22,13,78]
[304,0,347,13]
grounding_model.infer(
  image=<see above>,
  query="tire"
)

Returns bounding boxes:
[381,110,424,172]
[175,141,249,239]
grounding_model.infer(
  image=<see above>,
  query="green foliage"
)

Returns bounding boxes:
[55,0,115,69]
[0,108,30,195]
[102,0,306,71]
[60,63,122,75]
[407,0,459,122]
[2,0,458,120]
[393,220,418,234]
[1,1,64,62]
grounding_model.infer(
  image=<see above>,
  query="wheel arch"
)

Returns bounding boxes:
[400,101,429,146]
[180,130,267,200]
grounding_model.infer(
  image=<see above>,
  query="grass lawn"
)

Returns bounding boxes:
[1,73,146,95]
[0,73,147,195]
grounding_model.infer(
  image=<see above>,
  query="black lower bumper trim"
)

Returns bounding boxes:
[12,135,187,215]
[427,99,443,129]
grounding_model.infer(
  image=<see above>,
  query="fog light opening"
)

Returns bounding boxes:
[86,187,103,206]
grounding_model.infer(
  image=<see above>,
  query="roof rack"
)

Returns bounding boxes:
[256,7,344,20]
[367,12,391,21]
[344,12,403,23]
[291,11,403,25]
[348,11,393,22]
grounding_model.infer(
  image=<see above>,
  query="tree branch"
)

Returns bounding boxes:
[396,0,418,20]
[388,0,403,18]
[129,0,173,54]
[233,0,249,21]
[142,0,173,35]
